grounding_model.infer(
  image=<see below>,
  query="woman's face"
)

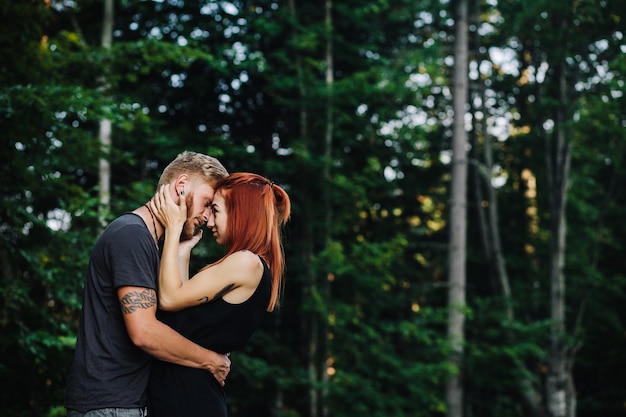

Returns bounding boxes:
[207,191,228,245]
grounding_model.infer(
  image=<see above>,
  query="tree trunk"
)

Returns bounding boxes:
[321,0,334,416]
[446,0,468,416]
[286,1,318,416]
[544,58,574,417]
[98,0,113,228]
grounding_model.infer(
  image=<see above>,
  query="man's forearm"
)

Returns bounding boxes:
[141,321,212,367]
[134,320,230,383]
[119,286,230,382]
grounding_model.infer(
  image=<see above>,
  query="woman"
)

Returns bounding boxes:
[148,172,290,417]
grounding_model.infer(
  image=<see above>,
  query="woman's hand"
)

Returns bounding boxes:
[179,229,203,257]
[149,184,186,231]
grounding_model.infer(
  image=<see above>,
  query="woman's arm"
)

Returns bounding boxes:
[150,185,189,303]
[151,185,263,311]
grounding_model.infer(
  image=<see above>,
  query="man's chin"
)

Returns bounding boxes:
[180,223,196,242]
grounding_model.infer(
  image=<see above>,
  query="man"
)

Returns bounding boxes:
[65,151,231,417]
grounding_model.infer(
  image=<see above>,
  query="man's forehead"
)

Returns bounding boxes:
[193,181,216,197]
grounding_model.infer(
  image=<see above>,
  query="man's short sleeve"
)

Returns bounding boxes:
[108,223,159,290]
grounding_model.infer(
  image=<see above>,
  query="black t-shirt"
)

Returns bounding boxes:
[65,213,159,412]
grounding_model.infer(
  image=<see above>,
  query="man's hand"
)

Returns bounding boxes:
[210,352,231,386]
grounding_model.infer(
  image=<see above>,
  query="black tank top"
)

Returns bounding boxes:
[149,256,272,417]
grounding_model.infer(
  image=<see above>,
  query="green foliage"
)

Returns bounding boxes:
[2,0,626,416]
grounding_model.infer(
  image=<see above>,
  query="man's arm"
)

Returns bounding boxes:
[118,286,231,385]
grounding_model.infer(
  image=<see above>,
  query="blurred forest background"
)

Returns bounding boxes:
[1,0,626,416]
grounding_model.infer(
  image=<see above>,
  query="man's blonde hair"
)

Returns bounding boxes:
[157,151,228,188]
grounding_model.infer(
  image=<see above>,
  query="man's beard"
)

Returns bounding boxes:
[180,219,196,241]
[180,192,200,241]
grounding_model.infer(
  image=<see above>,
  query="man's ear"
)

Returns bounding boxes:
[174,174,189,196]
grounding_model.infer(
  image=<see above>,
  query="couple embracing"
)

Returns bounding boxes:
[65,151,290,417]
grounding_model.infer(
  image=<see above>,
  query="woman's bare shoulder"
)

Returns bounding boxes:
[222,250,263,275]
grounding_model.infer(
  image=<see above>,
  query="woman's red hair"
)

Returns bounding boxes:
[206,173,290,311]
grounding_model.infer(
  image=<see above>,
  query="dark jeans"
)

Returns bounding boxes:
[67,408,147,417]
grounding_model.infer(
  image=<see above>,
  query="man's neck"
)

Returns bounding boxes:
[135,204,162,245]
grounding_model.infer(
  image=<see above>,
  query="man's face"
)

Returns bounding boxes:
[180,181,215,241]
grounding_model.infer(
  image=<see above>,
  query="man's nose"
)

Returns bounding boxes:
[201,207,211,221]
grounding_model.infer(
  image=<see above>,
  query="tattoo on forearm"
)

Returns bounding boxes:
[120,289,157,313]
[196,283,236,304]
